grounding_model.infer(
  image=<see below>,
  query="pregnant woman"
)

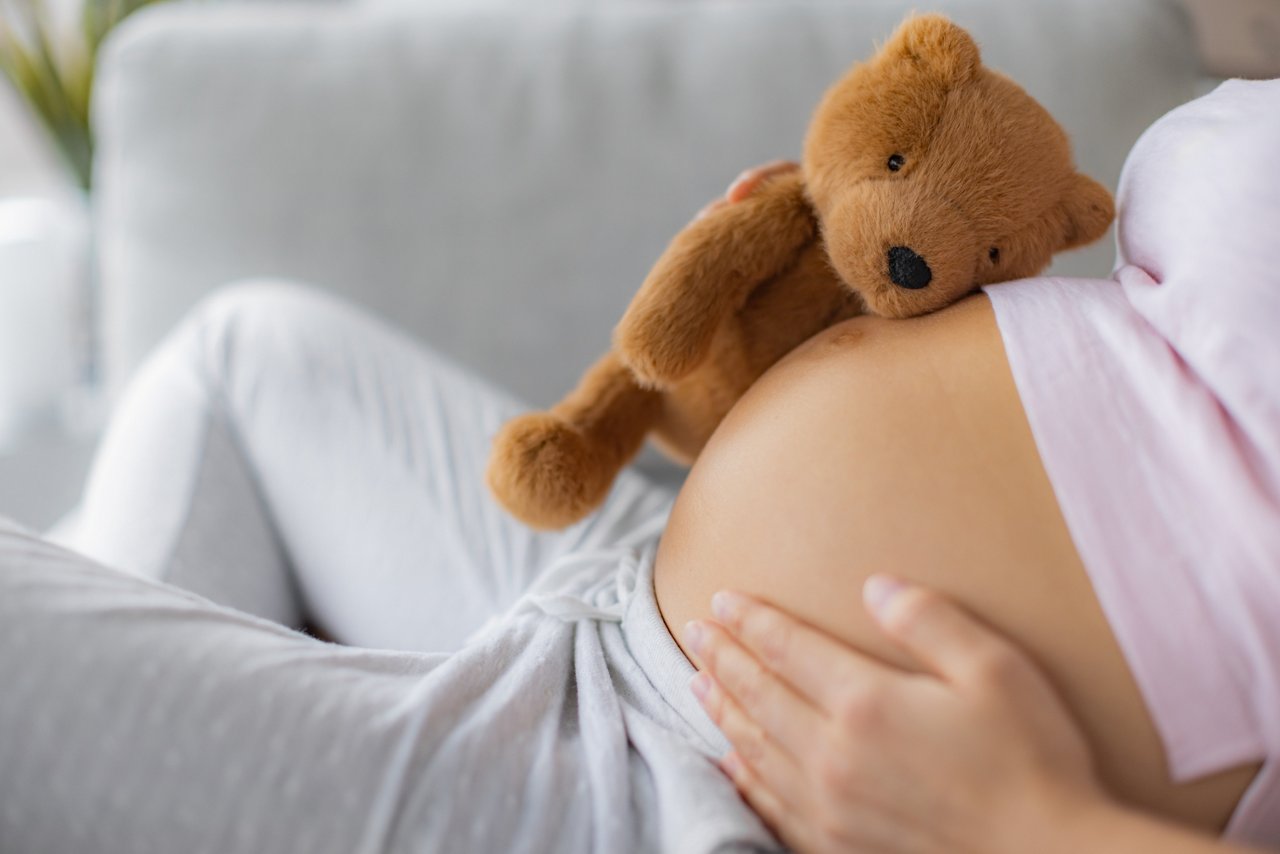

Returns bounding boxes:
[0,80,1276,853]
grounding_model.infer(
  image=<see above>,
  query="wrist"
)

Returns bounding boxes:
[989,779,1121,854]
[997,785,1252,854]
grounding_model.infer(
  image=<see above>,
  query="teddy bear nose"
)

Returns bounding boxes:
[887,246,932,289]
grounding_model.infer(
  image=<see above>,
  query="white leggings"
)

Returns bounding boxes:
[63,281,674,650]
[0,284,771,853]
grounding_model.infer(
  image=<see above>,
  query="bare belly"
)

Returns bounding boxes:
[653,295,1257,831]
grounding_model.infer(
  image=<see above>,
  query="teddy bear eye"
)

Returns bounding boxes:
[988,247,1000,263]
[887,154,905,172]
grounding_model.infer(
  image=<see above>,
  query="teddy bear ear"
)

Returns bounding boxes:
[883,14,982,85]
[1056,172,1116,250]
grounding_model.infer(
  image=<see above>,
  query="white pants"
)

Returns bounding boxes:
[0,283,776,853]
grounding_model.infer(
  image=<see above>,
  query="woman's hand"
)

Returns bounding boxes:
[692,160,801,222]
[681,577,1111,854]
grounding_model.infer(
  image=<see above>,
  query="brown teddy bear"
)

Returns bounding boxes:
[487,13,1115,530]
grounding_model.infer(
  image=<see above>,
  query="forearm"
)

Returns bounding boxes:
[1014,797,1262,854]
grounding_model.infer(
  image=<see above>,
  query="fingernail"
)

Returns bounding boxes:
[711,591,743,623]
[690,671,712,703]
[720,752,741,778]
[863,574,906,616]
[683,620,705,654]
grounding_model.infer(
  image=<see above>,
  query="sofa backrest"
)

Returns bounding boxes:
[95,0,1204,407]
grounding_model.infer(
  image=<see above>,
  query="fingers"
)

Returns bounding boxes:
[719,752,823,854]
[725,160,801,203]
[686,620,824,764]
[707,591,891,713]
[692,160,801,222]
[865,574,1034,688]
[690,668,809,801]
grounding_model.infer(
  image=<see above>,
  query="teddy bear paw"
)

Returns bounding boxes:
[486,412,619,530]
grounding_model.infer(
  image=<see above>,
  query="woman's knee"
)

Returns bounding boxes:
[186,279,343,355]
[161,280,363,393]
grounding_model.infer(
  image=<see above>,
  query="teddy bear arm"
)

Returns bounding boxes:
[615,172,816,388]
[487,351,663,530]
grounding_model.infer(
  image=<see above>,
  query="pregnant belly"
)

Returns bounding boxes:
[652,295,1256,832]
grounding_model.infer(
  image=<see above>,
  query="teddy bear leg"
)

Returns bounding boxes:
[486,351,663,530]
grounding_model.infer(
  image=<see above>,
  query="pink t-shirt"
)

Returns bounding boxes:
[984,79,1280,845]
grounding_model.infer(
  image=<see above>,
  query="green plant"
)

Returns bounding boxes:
[0,0,166,188]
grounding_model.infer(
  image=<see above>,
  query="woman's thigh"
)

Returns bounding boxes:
[656,295,1258,831]
[67,282,675,651]
[203,284,673,648]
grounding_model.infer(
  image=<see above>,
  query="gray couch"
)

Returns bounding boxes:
[93,0,1207,481]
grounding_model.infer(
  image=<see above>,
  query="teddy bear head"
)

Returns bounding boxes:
[802,14,1115,318]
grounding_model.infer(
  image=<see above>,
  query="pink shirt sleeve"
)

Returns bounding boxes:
[982,79,1280,845]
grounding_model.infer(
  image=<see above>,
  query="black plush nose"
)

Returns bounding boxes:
[887,246,932,289]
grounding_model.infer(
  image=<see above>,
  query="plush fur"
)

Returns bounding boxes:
[487,14,1115,530]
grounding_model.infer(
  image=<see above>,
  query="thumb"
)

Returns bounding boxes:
[863,575,1024,684]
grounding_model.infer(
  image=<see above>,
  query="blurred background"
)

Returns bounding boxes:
[0,0,1277,530]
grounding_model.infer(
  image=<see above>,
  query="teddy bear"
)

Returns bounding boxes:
[486,13,1115,530]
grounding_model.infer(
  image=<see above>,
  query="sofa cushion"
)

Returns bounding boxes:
[94,0,1203,411]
